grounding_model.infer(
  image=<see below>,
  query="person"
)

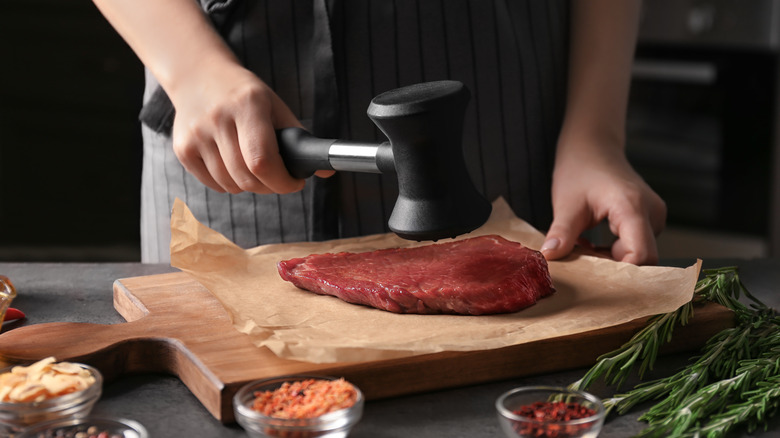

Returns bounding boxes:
[91,0,666,265]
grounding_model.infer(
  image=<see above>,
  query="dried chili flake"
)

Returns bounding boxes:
[4,308,24,321]
[512,401,597,438]
[252,378,357,419]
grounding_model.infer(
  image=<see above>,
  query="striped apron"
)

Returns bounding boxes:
[138,0,570,263]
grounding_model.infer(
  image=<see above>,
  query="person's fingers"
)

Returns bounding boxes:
[648,194,668,236]
[213,117,276,195]
[610,214,659,265]
[197,141,242,193]
[314,170,336,178]
[606,181,665,265]
[172,126,240,193]
[178,155,225,193]
[249,128,303,193]
[236,110,303,194]
[541,204,593,261]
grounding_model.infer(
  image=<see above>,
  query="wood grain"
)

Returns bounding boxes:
[0,271,734,423]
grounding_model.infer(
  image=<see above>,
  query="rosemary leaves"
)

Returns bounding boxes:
[570,267,780,437]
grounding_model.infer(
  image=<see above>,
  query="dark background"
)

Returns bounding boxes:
[1,0,778,262]
[0,0,145,261]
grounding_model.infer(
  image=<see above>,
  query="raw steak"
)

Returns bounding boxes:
[277,235,555,315]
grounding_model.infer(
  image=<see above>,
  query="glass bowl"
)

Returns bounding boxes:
[0,362,102,436]
[0,275,17,325]
[496,386,605,438]
[17,415,148,438]
[234,375,364,438]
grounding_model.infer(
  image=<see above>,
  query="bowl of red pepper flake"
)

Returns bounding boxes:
[496,386,605,438]
[233,375,363,438]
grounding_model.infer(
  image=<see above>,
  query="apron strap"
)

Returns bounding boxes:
[308,0,342,241]
[311,0,340,138]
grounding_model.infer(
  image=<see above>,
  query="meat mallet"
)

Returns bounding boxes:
[277,80,492,241]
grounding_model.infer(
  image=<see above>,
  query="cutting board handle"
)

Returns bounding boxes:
[0,320,172,379]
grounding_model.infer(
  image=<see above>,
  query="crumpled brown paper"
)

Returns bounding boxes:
[170,198,701,364]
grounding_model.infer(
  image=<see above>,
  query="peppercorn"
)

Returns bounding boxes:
[511,401,597,438]
[32,425,123,438]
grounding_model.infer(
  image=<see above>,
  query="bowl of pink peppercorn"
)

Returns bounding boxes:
[496,386,605,438]
[16,415,148,438]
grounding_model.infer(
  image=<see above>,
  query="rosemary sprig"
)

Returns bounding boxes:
[700,366,780,437]
[605,317,773,417]
[569,266,780,437]
[637,345,780,438]
[569,301,694,392]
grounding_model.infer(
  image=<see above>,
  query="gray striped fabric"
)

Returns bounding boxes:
[140,0,570,263]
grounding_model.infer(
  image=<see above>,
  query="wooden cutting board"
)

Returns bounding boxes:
[0,271,734,423]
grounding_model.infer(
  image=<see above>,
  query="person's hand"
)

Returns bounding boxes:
[170,63,333,195]
[91,0,335,194]
[540,142,666,265]
[541,0,651,263]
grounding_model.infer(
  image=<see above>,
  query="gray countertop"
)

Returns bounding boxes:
[1,259,779,437]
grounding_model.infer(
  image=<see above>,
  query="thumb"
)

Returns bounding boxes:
[541,208,591,261]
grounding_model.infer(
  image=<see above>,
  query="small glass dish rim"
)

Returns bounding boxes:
[233,374,365,431]
[495,385,606,427]
[15,414,149,438]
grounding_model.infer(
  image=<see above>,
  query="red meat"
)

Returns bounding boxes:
[277,235,555,315]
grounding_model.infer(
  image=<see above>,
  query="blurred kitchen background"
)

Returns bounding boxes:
[1,0,779,262]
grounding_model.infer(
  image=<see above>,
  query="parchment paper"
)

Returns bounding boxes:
[170,198,701,364]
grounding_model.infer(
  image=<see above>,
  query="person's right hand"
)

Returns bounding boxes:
[92,0,334,194]
[171,63,317,195]
[91,0,328,195]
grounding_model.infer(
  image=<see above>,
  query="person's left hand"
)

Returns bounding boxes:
[540,141,666,265]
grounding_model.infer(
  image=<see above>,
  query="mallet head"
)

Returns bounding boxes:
[367,81,492,241]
